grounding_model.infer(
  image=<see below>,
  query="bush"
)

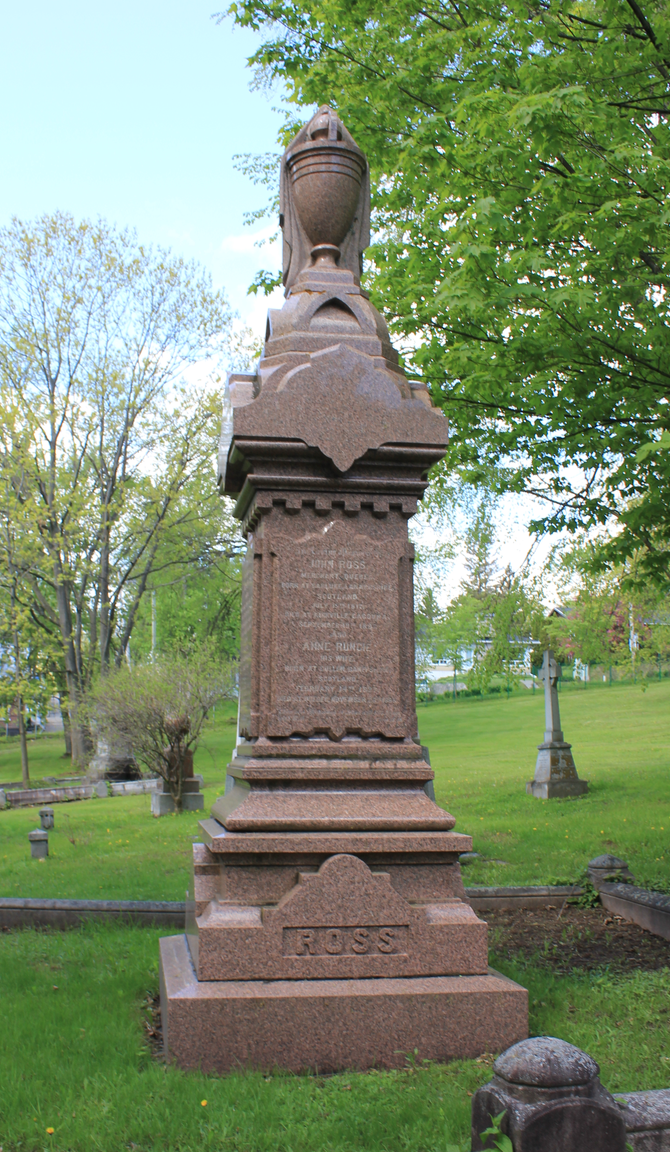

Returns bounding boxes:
[87,644,236,810]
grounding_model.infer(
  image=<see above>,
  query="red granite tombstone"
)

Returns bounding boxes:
[159,105,527,1072]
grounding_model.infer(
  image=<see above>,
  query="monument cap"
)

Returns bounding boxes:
[589,854,628,870]
[494,1037,599,1088]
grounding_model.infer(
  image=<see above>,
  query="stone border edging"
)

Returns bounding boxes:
[0,886,583,930]
[0,897,185,929]
[617,1088,670,1149]
[0,784,95,807]
[466,885,581,911]
[599,881,670,943]
[3,884,668,937]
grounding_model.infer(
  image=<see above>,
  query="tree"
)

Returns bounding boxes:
[88,644,237,811]
[545,540,670,674]
[127,514,244,664]
[0,213,236,761]
[414,493,540,692]
[225,0,670,583]
[0,445,58,784]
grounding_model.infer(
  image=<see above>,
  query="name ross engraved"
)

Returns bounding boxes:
[282,925,408,957]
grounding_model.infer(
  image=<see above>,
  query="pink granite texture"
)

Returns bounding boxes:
[199,821,472,857]
[162,106,530,1073]
[160,933,528,1074]
[194,853,487,980]
[192,844,469,910]
[217,786,455,831]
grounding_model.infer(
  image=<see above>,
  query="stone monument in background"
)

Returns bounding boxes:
[159,106,527,1072]
[527,648,588,799]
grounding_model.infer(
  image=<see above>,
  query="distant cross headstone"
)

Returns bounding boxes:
[526,648,588,799]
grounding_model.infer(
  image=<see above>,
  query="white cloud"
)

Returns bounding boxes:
[220,225,280,255]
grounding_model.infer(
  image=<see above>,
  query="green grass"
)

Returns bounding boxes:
[0,684,668,1151]
[0,703,237,902]
[0,682,668,900]
[421,677,670,891]
[0,924,667,1152]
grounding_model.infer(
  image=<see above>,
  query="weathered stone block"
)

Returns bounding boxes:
[471,1037,627,1151]
[28,829,49,859]
[151,792,204,817]
[587,854,634,887]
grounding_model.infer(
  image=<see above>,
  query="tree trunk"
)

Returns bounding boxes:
[60,696,72,758]
[54,574,91,764]
[167,742,185,812]
[17,695,30,788]
[99,514,111,670]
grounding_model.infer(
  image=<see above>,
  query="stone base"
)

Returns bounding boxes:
[151,792,204,816]
[526,779,589,799]
[159,934,528,1073]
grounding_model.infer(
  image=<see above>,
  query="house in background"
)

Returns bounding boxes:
[2,696,63,737]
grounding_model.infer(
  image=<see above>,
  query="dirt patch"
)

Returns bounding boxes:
[486,904,670,973]
[142,992,164,1059]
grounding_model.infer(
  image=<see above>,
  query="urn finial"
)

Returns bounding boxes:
[280,105,370,290]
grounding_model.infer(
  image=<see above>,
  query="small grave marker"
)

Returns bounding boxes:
[28,829,49,859]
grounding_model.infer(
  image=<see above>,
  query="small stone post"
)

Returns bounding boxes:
[28,829,49,859]
[39,806,55,830]
[471,1037,626,1151]
[526,649,588,798]
[587,854,633,888]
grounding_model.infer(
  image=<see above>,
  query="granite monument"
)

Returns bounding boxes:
[527,649,588,799]
[159,106,528,1072]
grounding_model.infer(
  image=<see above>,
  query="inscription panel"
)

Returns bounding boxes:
[283,925,409,957]
[267,518,408,737]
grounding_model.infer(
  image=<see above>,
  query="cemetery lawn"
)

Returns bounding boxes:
[1,684,668,1152]
[0,680,667,900]
[421,676,670,892]
[0,922,668,1152]
[0,703,239,902]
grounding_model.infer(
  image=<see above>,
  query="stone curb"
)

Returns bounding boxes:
[0,897,185,929]
[617,1088,670,1150]
[0,886,582,930]
[3,884,668,937]
[0,784,95,807]
[466,885,581,911]
[599,882,670,943]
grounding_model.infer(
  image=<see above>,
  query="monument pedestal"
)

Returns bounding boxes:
[527,742,588,799]
[159,104,527,1069]
[161,934,526,1074]
[151,776,204,817]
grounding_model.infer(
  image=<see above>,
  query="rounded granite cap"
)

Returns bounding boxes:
[494,1037,599,1087]
[589,854,628,870]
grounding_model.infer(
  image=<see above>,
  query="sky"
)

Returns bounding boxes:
[0,1,561,595]
[0,0,286,328]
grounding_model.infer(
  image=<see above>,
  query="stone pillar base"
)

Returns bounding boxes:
[159,934,528,1074]
[526,779,589,799]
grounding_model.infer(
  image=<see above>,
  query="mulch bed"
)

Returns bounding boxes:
[486,904,670,973]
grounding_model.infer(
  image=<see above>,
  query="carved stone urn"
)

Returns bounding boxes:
[285,107,366,266]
